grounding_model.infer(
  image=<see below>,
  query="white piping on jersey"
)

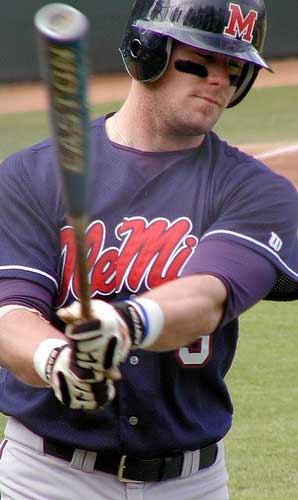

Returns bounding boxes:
[1,229,298,290]
[202,229,298,279]
[0,265,58,289]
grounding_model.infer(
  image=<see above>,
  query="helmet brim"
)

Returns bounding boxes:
[134,20,271,71]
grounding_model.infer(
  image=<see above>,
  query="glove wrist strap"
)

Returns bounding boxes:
[33,338,69,383]
[115,298,164,349]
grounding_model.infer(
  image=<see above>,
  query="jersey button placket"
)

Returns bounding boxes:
[129,416,138,426]
[129,355,139,366]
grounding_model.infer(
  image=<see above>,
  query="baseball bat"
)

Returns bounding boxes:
[34,3,92,319]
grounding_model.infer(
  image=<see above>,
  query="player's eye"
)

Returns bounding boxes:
[228,60,243,74]
[229,74,241,86]
[228,60,243,86]
[196,53,213,63]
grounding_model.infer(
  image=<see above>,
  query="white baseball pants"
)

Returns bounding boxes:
[0,418,229,500]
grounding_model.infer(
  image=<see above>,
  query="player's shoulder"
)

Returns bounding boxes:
[0,114,108,190]
[1,138,53,174]
[208,131,264,170]
[90,114,106,129]
[0,138,62,207]
[208,131,296,197]
[0,113,106,169]
[89,114,111,144]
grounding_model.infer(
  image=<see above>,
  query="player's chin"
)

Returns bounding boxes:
[190,112,221,136]
[182,121,214,138]
[191,100,221,118]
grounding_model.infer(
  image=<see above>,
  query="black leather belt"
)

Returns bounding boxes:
[43,439,218,482]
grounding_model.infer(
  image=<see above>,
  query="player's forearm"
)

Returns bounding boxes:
[0,309,67,386]
[54,275,227,381]
[140,274,227,351]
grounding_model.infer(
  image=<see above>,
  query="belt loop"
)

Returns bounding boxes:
[181,449,201,478]
[82,451,98,473]
[190,449,201,474]
[70,449,86,470]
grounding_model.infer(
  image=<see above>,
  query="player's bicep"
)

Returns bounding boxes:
[182,239,278,325]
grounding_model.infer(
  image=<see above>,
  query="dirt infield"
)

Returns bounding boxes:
[1,58,298,114]
[0,58,297,184]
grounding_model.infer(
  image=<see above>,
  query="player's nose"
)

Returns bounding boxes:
[207,62,231,87]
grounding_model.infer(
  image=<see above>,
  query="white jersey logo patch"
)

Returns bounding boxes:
[269,232,283,252]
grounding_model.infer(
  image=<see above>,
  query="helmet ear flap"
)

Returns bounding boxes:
[119,28,172,82]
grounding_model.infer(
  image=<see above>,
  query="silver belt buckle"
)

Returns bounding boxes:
[117,455,142,483]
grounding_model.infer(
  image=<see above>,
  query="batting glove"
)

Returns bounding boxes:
[57,298,164,379]
[33,339,115,410]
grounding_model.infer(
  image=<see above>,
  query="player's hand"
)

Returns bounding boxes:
[45,343,116,410]
[57,300,146,380]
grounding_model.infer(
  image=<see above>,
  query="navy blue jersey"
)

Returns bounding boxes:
[0,114,298,454]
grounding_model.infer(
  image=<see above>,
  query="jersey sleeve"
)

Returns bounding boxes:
[0,144,62,294]
[187,155,298,301]
[182,239,278,324]
[0,278,52,319]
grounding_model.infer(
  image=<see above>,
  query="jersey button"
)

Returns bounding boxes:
[129,416,138,426]
[129,355,139,366]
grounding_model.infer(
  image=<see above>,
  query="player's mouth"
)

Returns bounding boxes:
[199,96,221,107]
[191,92,223,107]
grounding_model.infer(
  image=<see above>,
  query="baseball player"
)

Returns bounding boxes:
[0,0,298,499]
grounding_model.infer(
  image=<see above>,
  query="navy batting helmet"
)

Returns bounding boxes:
[119,0,270,107]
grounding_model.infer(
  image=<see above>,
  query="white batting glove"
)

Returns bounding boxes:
[33,339,115,410]
[58,301,132,380]
[57,298,164,380]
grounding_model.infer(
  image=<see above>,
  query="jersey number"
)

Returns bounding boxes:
[176,335,212,367]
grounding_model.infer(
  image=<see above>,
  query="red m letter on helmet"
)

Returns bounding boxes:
[224,3,258,43]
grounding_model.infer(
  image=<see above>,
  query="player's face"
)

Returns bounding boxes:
[149,43,244,137]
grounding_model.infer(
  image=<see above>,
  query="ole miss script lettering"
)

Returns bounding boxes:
[58,216,210,368]
[58,216,198,305]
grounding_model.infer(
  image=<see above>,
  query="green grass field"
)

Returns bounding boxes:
[0,86,298,160]
[1,85,298,498]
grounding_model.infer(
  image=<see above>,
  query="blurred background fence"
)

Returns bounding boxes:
[1,0,297,83]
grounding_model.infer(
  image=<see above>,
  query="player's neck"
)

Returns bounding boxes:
[106,91,205,153]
